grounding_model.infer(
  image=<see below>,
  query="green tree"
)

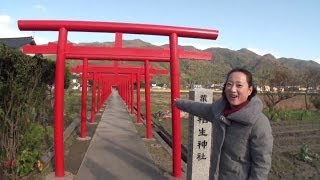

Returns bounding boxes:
[0,44,70,179]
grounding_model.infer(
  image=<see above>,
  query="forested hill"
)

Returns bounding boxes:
[64,39,320,87]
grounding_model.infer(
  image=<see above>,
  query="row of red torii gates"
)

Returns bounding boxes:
[71,64,169,136]
[19,20,219,178]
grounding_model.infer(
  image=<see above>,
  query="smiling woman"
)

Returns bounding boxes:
[222,69,256,113]
[175,68,273,180]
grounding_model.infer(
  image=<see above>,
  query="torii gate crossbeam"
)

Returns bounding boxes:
[23,43,212,61]
[18,20,218,39]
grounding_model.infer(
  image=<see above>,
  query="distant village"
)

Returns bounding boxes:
[70,74,320,94]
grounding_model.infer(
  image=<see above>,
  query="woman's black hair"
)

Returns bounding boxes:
[222,68,257,101]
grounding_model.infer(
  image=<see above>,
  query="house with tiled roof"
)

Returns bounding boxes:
[0,36,36,49]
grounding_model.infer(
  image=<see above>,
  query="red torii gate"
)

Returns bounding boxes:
[72,65,167,113]
[23,41,211,139]
[23,42,197,135]
[23,41,212,177]
[86,73,136,111]
[23,41,211,144]
[71,65,168,128]
[18,20,218,178]
[80,72,144,117]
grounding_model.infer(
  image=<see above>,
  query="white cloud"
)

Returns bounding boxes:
[0,15,10,23]
[0,15,30,37]
[314,58,320,64]
[33,4,46,12]
[0,14,51,44]
[33,35,51,45]
[247,47,281,58]
[247,47,320,63]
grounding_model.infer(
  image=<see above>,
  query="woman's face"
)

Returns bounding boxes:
[224,71,253,107]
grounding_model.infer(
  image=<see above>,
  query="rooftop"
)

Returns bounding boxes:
[0,36,36,48]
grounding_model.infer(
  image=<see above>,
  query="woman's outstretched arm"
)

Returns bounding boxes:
[175,99,213,120]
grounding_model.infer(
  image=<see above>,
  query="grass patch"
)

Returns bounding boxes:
[271,153,296,172]
[284,110,320,121]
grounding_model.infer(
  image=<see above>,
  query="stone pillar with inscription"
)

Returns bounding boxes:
[187,88,213,180]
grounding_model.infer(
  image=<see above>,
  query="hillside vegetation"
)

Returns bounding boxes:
[46,39,320,89]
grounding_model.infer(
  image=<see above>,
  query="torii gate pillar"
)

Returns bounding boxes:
[170,33,182,176]
[54,27,67,176]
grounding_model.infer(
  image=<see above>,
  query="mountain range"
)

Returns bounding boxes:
[67,39,320,87]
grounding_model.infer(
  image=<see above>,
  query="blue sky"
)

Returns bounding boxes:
[1,0,319,63]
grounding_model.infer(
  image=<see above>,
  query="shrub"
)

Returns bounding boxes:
[298,144,312,162]
[16,149,39,176]
[264,108,282,122]
[20,123,47,152]
[0,44,69,178]
[311,95,320,109]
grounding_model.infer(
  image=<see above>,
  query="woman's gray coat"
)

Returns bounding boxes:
[175,95,273,180]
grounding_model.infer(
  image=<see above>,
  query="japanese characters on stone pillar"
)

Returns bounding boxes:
[187,88,213,180]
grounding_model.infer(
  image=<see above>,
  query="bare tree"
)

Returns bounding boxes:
[261,67,298,120]
[298,67,320,109]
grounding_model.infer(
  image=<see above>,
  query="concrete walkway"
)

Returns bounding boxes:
[76,90,166,180]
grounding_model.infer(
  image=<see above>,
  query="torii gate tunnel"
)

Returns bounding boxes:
[22,40,211,177]
[71,65,168,139]
[18,20,219,178]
